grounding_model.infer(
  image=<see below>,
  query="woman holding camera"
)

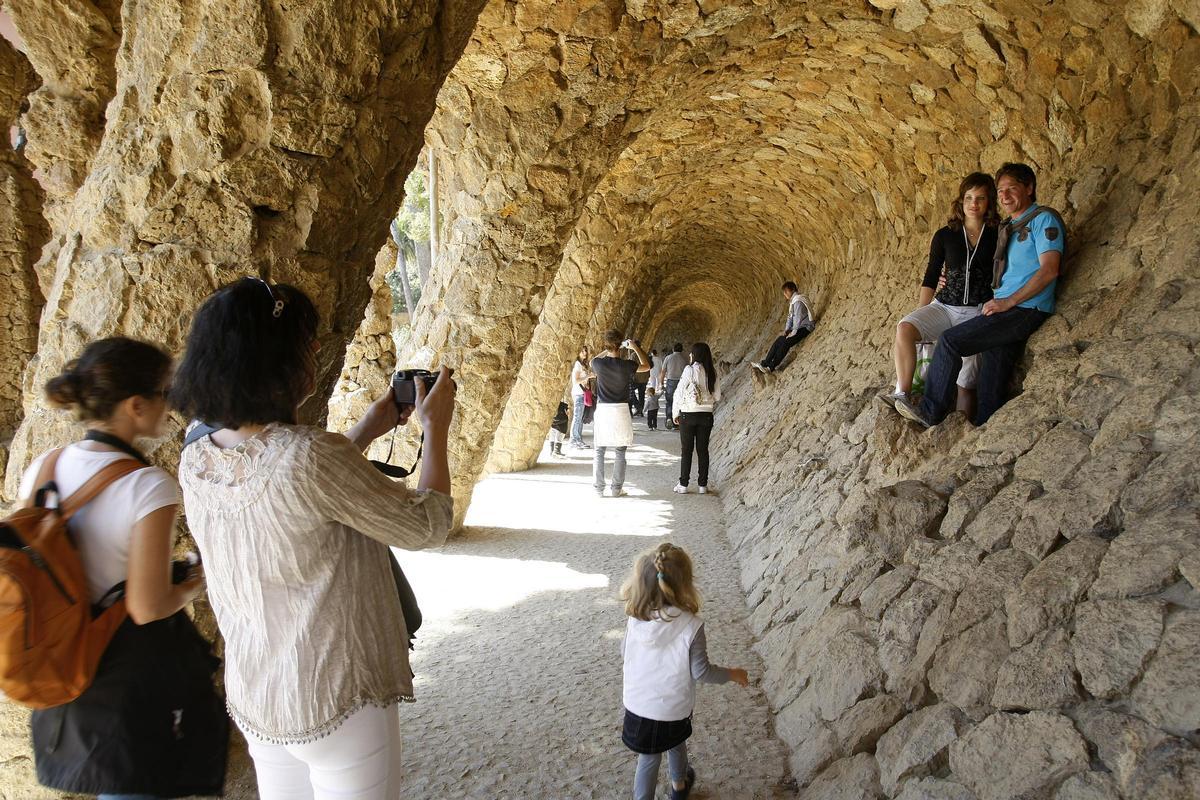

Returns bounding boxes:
[18,337,227,799]
[590,330,651,497]
[171,278,456,798]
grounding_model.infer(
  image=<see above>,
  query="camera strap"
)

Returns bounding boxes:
[370,427,424,479]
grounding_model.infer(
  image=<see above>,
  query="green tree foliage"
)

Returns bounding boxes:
[387,167,431,316]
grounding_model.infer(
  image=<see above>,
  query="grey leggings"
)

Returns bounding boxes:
[633,742,688,800]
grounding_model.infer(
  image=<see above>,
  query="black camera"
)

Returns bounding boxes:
[391,369,439,407]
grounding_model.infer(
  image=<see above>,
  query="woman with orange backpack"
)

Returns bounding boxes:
[14,337,227,799]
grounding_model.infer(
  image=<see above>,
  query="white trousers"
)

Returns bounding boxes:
[242,704,402,800]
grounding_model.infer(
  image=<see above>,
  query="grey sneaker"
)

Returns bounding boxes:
[876,389,908,409]
[608,487,626,498]
[594,486,605,496]
[895,397,933,428]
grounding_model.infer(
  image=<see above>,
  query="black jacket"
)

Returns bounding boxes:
[924,224,997,306]
[31,612,228,797]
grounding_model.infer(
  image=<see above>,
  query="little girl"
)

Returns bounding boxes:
[620,543,749,800]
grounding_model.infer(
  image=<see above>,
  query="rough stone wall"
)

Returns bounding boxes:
[0,35,46,494]
[4,0,120,234]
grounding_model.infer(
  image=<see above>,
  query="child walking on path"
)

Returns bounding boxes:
[620,543,749,800]
[644,387,659,430]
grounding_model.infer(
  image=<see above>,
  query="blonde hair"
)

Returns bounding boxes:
[621,542,701,621]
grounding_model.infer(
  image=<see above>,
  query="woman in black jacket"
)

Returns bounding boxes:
[882,172,999,418]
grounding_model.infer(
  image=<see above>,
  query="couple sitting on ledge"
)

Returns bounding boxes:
[883,162,1065,428]
[750,162,1064,431]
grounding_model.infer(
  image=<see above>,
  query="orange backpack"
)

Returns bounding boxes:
[0,449,143,708]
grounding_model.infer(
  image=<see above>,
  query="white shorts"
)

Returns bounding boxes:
[900,300,982,388]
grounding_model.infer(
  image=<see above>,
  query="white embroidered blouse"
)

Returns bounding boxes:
[178,423,453,743]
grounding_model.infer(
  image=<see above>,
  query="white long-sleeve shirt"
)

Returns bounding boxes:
[672,363,721,414]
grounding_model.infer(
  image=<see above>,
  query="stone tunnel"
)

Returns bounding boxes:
[1,0,1199,797]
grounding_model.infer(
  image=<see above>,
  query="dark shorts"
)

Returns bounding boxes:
[622,708,692,754]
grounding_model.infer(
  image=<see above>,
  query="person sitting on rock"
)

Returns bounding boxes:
[750,281,815,374]
[880,172,1000,416]
[895,163,1065,428]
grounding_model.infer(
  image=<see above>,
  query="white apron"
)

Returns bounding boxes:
[593,402,634,447]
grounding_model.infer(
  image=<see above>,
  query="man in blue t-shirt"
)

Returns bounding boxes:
[897,163,1064,427]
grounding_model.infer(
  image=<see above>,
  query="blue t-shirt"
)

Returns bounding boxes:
[995,205,1064,313]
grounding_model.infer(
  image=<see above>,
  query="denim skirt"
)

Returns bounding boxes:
[622,708,692,755]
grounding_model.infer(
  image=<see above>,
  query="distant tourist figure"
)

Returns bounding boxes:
[591,330,651,497]
[548,398,569,457]
[672,343,721,495]
[647,349,662,401]
[896,163,1064,427]
[644,387,660,430]
[569,345,593,449]
[630,340,651,417]
[660,343,688,430]
[881,173,999,416]
[751,281,815,373]
[620,543,749,800]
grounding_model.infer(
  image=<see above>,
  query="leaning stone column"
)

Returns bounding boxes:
[0,37,47,499]
[3,0,486,500]
[485,197,651,474]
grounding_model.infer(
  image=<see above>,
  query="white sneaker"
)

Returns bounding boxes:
[698,486,712,495]
[673,484,688,494]
[750,362,765,373]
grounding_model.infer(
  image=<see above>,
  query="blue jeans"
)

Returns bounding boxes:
[664,379,679,427]
[571,395,586,444]
[918,306,1050,425]
[634,742,688,800]
[593,446,627,491]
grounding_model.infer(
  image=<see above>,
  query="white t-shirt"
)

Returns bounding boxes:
[570,360,588,398]
[19,445,180,603]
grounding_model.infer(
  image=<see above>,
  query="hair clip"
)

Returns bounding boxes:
[656,572,666,579]
[252,277,285,318]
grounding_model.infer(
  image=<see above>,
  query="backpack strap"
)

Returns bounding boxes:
[58,459,147,521]
[20,448,65,509]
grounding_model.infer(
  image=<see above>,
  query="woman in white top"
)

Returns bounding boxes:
[19,337,226,799]
[569,344,592,448]
[169,278,457,799]
[672,342,722,495]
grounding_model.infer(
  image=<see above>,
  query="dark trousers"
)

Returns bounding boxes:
[630,383,647,415]
[762,328,810,370]
[678,412,714,487]
[919,306,1050,426]
[647,409,658,429]
[664,379,679,428]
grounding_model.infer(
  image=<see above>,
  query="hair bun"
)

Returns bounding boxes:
[45,366,84,408]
